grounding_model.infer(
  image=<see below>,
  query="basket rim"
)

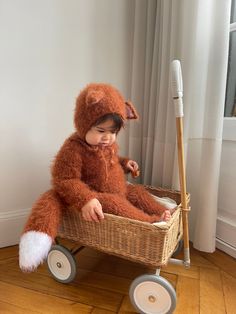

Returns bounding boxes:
[66,205,181,231]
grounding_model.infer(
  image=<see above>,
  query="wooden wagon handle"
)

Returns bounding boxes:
[171,60,190,265]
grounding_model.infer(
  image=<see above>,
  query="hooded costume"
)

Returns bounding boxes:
[19,83,167,272]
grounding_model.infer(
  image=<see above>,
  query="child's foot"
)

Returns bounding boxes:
[150,210,171,223]
[19,231,53,272]
[161,210,171,221]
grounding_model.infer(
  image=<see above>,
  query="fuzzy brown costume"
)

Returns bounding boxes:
[19,83,167,271]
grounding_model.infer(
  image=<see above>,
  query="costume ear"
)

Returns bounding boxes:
[86,89,105,106]
[125,101,139,120]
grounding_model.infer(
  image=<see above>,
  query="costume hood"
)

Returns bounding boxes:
[74,83,139,139]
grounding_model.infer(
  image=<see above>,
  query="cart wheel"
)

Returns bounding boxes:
[172,239,183,257]
[129,274,176,314]
[47,245,77,283]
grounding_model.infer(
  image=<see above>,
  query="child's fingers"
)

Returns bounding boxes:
[127,163,134,171]
[82,204,103,222]
[90,212,99,222]
[84,210,95,221]
[94,206,104,220]
[95,199,102,210]
[82,208,98,222]
[82,212,92,221]
[127,160,136,171]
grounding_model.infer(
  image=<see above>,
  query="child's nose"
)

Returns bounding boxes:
[102,133,109,140]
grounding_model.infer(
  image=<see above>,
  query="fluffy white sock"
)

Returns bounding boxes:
[19,231,52,272]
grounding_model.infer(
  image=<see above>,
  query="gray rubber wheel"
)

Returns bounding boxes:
[47,245,77,283]
[129,274,176,314]
[172,239,183,257]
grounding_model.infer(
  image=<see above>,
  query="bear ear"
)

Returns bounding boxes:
[125,101,139,120]
[86,89,105,106]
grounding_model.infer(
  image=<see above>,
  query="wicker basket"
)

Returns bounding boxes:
[58,186,184,268]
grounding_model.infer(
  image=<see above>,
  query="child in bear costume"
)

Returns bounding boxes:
[19,83,171,272]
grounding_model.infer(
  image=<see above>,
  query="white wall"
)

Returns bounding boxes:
[0,0,135,247]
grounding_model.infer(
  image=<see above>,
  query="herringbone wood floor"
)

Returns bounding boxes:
[0,239,235,313]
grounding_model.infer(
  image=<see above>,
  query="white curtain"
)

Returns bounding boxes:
[126,0,231,252]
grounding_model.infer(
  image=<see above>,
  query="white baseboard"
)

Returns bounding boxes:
[0,209,30,248]
[216,216,236,258]
[216,238,236,259]
[216,216,236,246]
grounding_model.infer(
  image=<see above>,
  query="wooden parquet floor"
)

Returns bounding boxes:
[0,239,235,313]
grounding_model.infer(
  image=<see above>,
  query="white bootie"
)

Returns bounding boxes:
[19,231,53,272]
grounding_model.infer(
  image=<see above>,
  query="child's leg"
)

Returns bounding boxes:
[126,184,167,216]
[20,189,63,272]
[97,193,161,223]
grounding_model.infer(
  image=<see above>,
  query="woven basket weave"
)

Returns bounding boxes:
[58,186,184,267]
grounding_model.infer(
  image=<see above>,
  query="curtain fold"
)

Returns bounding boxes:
[126,0,231,252]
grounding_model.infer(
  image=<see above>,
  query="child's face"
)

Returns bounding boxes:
[85,119,117,146]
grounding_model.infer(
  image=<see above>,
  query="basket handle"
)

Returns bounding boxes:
[171,60,184,118]
[171,60,190,265]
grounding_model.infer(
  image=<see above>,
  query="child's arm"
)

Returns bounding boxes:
[119,157,140,178]
[119,156,131,173]
[52,139,97,210]
[81,198,104,222]
[126,160,139,175]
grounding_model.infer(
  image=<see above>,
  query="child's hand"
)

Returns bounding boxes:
[81,198,104,222]
[161,210,171,221]
[127,160,140,177]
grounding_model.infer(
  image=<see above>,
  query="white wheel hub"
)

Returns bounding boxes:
[133,281,172,314]
[47,250,72,281]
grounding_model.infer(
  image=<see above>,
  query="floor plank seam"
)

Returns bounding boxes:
[198,270,200,314]
[116,294,126,313]
[220,270,227,314]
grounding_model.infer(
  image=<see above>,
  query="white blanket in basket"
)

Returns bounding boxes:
[151,195,177,226]
[127,182,177,226]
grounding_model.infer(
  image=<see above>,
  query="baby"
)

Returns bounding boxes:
[52,84,171,223]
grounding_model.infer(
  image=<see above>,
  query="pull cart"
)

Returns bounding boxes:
[47,60,190,314]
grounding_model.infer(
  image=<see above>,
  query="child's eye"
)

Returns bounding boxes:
[98,130,105,133]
